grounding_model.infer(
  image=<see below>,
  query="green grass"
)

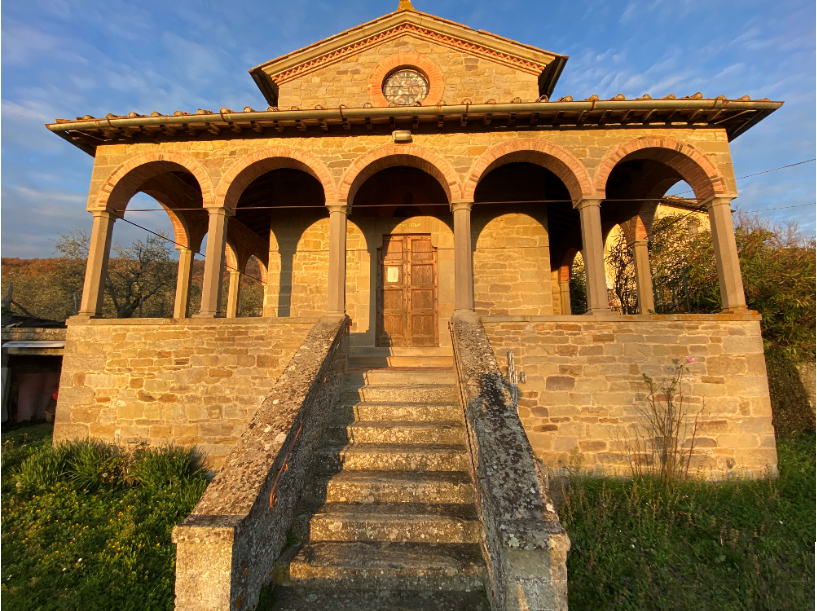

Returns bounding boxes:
[559,434,815,610]
[1,426,208,611]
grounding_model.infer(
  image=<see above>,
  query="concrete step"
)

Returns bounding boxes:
[324,421,465,445]
[268,586,490,611]
[315,443,469,473]
[304,471,475,505]
[345,369,456,385]
[342,384,459,404]
[349,347,454,357]
[348,356,455,369]
[334,401,461,424]
[296,502,481,544]
[277,541,486,591]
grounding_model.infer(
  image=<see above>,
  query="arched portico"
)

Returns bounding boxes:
[79,153,213,319]
[599,137,745,313]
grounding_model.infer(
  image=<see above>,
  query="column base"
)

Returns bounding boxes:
[192,312,226,319]
[721,306,750,314]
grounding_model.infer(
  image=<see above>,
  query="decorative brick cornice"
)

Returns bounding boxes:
[271,23,547,85]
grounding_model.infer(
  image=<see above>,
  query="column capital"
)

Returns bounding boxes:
[228,269,241,277]
[450,199,474,213]
[573,197,605,210]
[701,195,735,211]
[203,204,236,217]
[326,203,349,215]
[89,208,118,220]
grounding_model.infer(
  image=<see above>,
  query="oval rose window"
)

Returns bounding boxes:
[382,69,429,106]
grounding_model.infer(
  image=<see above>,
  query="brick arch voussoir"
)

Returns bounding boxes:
[339,144,463,205]
[593,137,729,202]
[216,147,337,210]
[463,139,594,203]
[96,152,213,212]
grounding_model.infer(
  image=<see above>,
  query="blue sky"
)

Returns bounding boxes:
[2,0,815,258]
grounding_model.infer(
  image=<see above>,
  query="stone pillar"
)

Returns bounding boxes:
[196,206,232,318]
[326,203,348,314]
[631,239,655,314]
[226,270,241,318]
[173,246,195,319]
[452,200,475,313]
[706,196,748,312]
[78,209,116,317]
[575,198,609,314]
[559,265,572,315]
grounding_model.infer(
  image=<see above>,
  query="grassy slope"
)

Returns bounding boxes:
[1,427,208,611]
[559,435,816,610]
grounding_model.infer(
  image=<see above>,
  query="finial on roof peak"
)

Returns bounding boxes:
[397,0,415,11]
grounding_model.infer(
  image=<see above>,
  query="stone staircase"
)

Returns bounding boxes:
[271,347,489,610]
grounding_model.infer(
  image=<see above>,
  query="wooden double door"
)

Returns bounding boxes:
[376,234,438,347]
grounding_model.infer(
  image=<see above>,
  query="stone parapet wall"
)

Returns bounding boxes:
[451,314,568,611]
[482,313,777,479]
[53,317,317,468]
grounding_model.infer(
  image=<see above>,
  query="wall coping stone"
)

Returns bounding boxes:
[451,314,569,611]
[481,312,762,323]
[171,314,348,611]
[67,316,320,327]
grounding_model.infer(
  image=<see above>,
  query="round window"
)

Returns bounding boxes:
[382,69,429,106]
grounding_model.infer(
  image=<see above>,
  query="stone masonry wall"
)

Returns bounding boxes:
[53,317,316,469]
[278,34,540,110]
[472,208,553,316]
[85,127,737,214]
[482,314,777,479]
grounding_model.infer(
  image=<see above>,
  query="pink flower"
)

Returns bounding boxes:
[686,357,695,363]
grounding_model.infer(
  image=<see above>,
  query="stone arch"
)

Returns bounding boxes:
[216,147,336,210]
[154,201,191,249]
[464,139,594,203]
[225,241,240,273]
[94,151,213,212]
[339,144,463,206]
[593,136,731,202]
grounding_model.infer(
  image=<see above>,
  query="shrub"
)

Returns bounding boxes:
[17,442,75,492]
[129,445,203,489]
[69,439,124,491]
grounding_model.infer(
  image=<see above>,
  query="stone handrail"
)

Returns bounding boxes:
[172,314,348,611]
[450,314,569,611]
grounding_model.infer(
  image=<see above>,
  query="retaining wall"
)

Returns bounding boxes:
[482,313,778,479]
[53,317,316,468]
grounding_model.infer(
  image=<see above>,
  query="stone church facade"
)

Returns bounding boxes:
[47,3,782,609]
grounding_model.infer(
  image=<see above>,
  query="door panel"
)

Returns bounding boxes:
[376,234,438,347]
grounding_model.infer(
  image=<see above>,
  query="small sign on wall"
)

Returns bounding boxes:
[387,266,400,283]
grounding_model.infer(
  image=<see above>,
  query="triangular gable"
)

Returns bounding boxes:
[249,6,567,106]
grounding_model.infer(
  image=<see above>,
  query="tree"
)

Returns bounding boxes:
[55,229,177,319]
[605,230,638,314]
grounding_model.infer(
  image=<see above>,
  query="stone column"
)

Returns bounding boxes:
[326,203,348,314]
[195,206,233,318]
[559,265,572,315]
[705,196,748,312]
[575,198,610,314]
[452,200,475,313]
[173,246,195,319]
[78,209,116,317]
[226,270,241,318]
[631,239,655,314]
